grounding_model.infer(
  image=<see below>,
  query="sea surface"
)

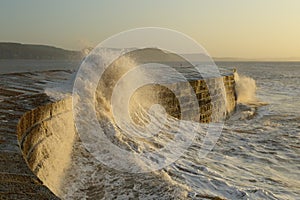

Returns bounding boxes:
[1,60,299,199]
[0,59,79,74]
[204,62,300,199]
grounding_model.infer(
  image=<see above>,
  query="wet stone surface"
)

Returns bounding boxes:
[0,70,73,199]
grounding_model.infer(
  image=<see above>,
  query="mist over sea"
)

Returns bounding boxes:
[1,60,299,199]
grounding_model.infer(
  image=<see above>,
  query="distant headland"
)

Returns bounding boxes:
[0,42,84,60]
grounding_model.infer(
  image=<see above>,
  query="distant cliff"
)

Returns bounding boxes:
[0,42,83,60]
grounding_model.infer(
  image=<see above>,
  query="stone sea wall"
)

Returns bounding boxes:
[0,71,236,199]
[17,98,74,197]
[131,73,236,123]
[0,71,74,199]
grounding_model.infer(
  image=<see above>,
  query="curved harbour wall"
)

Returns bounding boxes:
[0,71,236,199]
[17,97,74,197]
[0,71,74,199]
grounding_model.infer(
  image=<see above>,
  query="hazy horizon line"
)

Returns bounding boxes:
[1,41,300,62]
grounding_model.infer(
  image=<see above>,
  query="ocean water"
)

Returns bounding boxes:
[0,59,79,74]
[61,61,299,200]
[2,60,299,199]
[211,62,300,199]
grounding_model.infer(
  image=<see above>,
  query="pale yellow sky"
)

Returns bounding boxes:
[1,0,300,59]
